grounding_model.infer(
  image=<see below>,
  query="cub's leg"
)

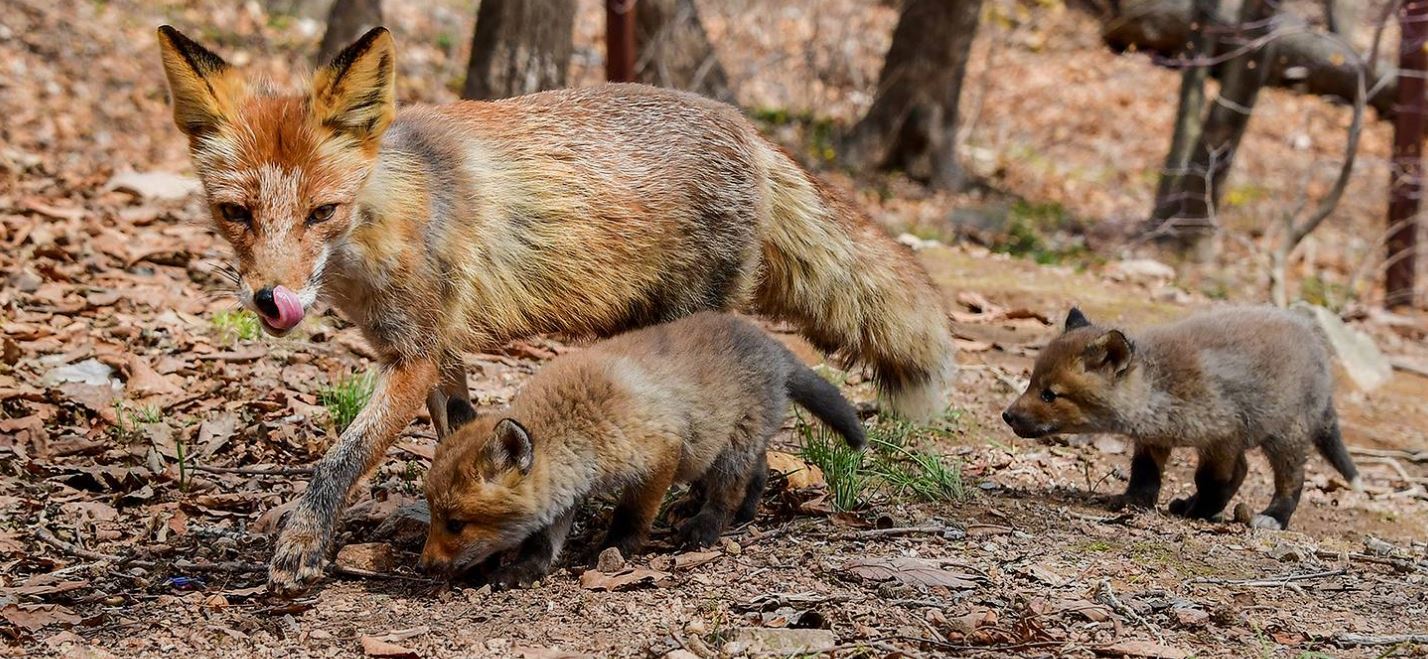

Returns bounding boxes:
[733,452,769,525]
[1168,447,1248,521]
[489,507,576,590]
[1116,444,1171,510]
[424,355,470,439]
[679,447,758,547]
[1254,439,1307,530]
[603,454,679,557]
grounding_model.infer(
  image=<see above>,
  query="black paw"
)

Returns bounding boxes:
[1112,491,1158,511]
[1167,495,1196,517]
[677,513,725,548]
[489,561,549,591]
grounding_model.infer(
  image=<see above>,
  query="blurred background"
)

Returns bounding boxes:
[2,0,1422,313]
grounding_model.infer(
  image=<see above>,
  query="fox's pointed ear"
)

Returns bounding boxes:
[492,418,534,475]
[157,25,238,138]
[445,397,477,434]
[1083,329,1134,378]
[1064,307,1091,331]
[311,27,396,146]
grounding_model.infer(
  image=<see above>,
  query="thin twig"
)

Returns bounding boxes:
[38,526,266,574]
[1097,578,1165,644]
[189,464,316,476]
[840,526,951,539]
[1189,568,1345,587]
[1334,632,1428,647]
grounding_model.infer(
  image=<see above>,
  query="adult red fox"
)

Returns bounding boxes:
[157,25,953,593]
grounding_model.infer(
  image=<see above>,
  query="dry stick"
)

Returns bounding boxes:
[189,464,316,477]
[1189,568,1345,587]
[1313,548,1422,573]
[1350,446,1428,463]
[1336,633,1428,646]
[1096,578,1166,644]
[841,526,950,539]
[38,526,267,574]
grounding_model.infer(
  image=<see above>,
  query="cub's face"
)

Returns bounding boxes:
[420,416,540,578]
[1003,308,1136,439]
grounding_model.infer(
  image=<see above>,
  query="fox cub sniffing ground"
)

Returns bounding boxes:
[1002,307,1360,531]
[419,313,866,588]
[156,25,951,592]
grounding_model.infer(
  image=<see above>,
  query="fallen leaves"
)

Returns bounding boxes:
[1,603,81,630]
[578,566,673,592]
[1094,640,1190,658]
[843,557,982,589]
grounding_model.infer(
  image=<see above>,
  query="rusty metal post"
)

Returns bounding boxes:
[1388,0,1427,307]
[606,0,636,82]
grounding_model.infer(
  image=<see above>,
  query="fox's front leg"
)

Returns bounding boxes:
[269,358,437,595]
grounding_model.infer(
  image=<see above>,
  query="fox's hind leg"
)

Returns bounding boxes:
[1117,444,1170,510]
[1169,447,1248,521]
[604,451,679,557]
[1254,439,1308,530]
[733,452,769,525]
[425,355,469,439]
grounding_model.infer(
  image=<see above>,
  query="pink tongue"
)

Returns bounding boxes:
[265,285,305,331]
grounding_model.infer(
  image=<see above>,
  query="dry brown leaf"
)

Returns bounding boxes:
[1094,640,1189,658]
[843,557,980,589]
[766,450,825,489]
[1,604,82,630]
[673,551,721,570]
[360,635,419,658]
[125,354,182,398]
[579,567,673,591]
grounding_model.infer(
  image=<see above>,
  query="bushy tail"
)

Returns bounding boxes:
[752,141,955,421]
[1315,410,1362,491]
[787,363,866,450]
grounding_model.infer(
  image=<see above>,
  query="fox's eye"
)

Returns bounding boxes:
[307,204,337,225]
[444,519,466,535]
[1040,388,1057,403]
[216,203,252,225]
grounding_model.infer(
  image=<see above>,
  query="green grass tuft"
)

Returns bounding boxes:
[795,412,968,511]
[319,371,376,434]
[110,402,160,443]
[211,309,261,343]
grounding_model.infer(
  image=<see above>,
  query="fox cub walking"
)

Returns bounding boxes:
[419,313,865,587]
[157,26,951,593]
[1002,307,1359,530]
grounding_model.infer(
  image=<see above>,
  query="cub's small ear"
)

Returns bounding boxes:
[1083,329,1134,377]
[1064,307,1091,331]
[311,26,396,146]
[445,397,477,434]
[157,25,238,138]
[492,418,534,475]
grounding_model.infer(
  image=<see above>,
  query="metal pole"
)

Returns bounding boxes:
[606,0,636,83]
[1387,0,1426,308]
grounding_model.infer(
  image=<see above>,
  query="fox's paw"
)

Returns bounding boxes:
[1249,514,1285,530]
[676,513,725,548]
[489,561,549,591]
[268,513,330,596]
[1167,495,1196,517]
[1112,491,1157,511]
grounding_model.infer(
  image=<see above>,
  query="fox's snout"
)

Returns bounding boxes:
[1001,402,1055,439]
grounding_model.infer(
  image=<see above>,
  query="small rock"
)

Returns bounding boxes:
[1268,543,1306,563]
[647,554,675,572]
[896,233,943,251]
[727,628,836,655]
[372,502,430,548]
[1105,258,1176,283]
[1364,536,1398,557]
[662,651,701,659]
[1295,303,1391,392]
[724,540,742,556]
[43,359,117,387]
[595,547,625,573]
[336,543,396,573]
[1172,606,1209,627]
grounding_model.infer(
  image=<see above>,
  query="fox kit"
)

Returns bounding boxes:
[1002,307,1359,530]
[419,313,866,588]
[156,27,951,592]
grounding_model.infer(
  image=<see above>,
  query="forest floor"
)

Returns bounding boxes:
[4,0,1428,657]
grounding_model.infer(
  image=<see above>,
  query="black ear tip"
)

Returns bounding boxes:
[1065,307,1091,330]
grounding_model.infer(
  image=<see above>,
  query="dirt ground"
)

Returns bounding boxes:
[4,0,1428,657]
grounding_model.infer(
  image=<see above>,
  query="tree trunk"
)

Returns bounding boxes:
[634,0,736,103]
[1147,0,1275,257]
[315,0,383,65]
[843,0,983,190]
[1097,0,1396,118]
[1150,0,1219,226]
[463,0,577,100]
[1387,0,1426,308]
[607,0,636,83]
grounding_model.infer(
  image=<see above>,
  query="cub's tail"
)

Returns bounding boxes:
[787,363,867,450]
[1315,409,1362,491]
[753,140,954,421]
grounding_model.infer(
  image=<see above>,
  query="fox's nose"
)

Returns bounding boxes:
[253,287,280,318]
[1001,410,1016,426]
